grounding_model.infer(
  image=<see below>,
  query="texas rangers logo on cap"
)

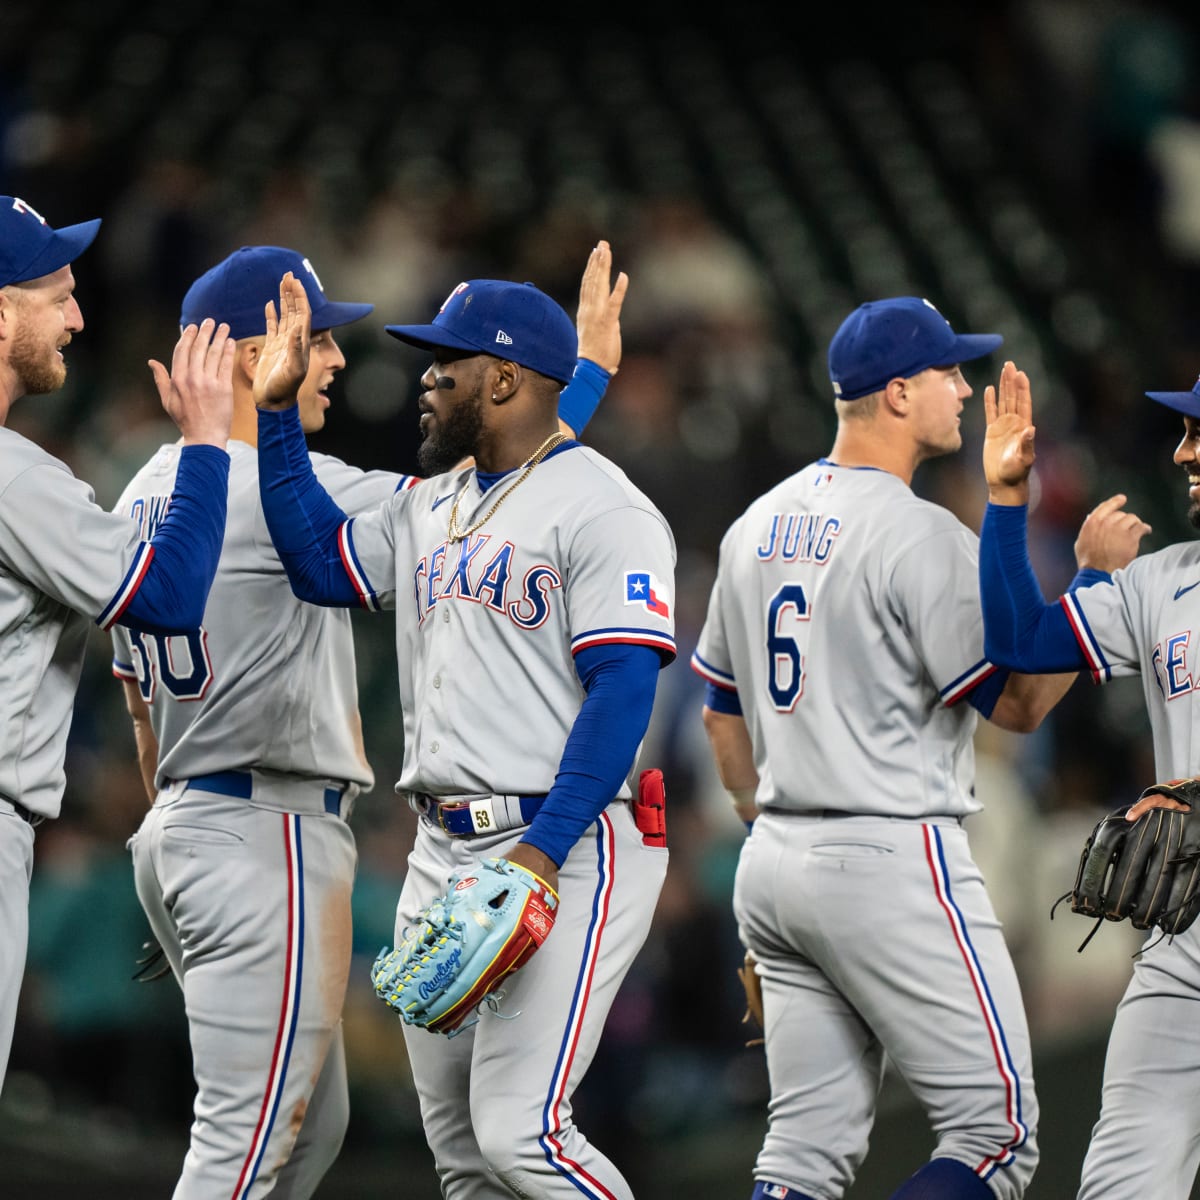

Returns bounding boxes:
[439,282,470,312]
[625,571,670,619]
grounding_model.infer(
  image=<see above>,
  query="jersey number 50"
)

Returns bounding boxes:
[129,628,215,702]
[767,583,809,712]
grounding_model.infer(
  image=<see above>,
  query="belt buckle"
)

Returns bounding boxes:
[435,798,470,835]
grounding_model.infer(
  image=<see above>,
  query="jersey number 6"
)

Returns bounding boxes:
[767,583,809,712]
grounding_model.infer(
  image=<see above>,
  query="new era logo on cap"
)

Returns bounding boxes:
[385,279,578,385]
[0,195,101,288]
[827,295,1003,402]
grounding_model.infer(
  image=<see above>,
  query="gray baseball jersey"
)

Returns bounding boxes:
[111,440,408,789]
[694,459,1037,1199]
[0,425,189,1096]
[1054,544,1200,1198]
[110,439,408,1199]
[0,427,163,819]
[343,444,677,799]
[693,460,992,819]
[341,441,676,1199]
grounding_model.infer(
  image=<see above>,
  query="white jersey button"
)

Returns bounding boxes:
[433,676,441,688]
[430,741,440,753]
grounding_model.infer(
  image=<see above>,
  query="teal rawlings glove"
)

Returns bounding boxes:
[371,857,558,1034]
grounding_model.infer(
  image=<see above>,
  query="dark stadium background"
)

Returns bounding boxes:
[3,0,1200,1195]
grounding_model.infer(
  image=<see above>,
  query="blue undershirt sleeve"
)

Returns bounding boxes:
[966,559,1106,717]
[704,680,743,716]
[556,358,610,437]
[120,445,229,633]
[257,405,360,607]
[979,502,1089,673]
[1068,566,1112,590]
[521,643,662,867]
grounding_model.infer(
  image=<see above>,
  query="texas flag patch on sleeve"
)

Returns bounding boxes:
[624,571,671,619]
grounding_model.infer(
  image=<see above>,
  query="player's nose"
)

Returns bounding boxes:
[65,296,84,332]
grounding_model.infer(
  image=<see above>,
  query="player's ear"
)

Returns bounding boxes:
[236,338,261,384]
[489,360,521,404]
[882,376,910,417]
[0,286,15,340]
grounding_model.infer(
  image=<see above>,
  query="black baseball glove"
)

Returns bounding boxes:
[1065,779,1200,941]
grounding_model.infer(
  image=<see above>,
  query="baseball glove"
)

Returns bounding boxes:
[737,948,764,1047]
[371,857,558,1035]
[1064,779,1200,943]
[132,937,171,983]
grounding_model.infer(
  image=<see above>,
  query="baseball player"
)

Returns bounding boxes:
[689,298,1144,1200]
[108,242,626,1199]
[0,195,236,1096]
[977,360,1200,1199]
[250,266,675,1200]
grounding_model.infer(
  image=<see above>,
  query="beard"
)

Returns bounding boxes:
[1190,500,1200,531]
[10,321,66,395]
[418,387,483,475]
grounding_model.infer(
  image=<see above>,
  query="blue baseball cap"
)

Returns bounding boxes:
[828,296,1003,401]
[386,279,577,385]
[0,195,101,288]
[180,246,373,339]
[1146,376,1200,419]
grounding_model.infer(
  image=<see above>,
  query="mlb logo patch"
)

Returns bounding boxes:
[763,1186,791,1199]
[812,470,834,490]
[625,571,670,619]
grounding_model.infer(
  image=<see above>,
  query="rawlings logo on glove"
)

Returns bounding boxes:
[371,856,558,1034]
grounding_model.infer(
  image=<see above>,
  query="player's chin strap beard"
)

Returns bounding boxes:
[446,432,567,544]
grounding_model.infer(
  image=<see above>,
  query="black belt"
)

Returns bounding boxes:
[10,800,44,827]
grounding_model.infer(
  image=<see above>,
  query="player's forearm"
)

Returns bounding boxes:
[132,718,159,802]
[120,678,159,802]
[256,406,360,607]
[114,445,230,633]
[701,706,759,821]
[989,671,1078,733]
[979,503,1087,673]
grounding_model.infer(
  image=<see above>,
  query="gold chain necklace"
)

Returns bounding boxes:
[446,432,567,544]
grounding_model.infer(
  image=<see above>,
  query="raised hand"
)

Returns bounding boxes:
[253,272,311,410]
[149,317,235,448]
[982,360,1036,504]
[575,240,628,376]
[1074,494,1152,574]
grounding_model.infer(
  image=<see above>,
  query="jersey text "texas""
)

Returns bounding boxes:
[414,534,561,630]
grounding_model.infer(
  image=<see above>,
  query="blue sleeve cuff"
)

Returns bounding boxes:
[556,358,610,437]
[1069,566,1111,591]
[704,680,743,716]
